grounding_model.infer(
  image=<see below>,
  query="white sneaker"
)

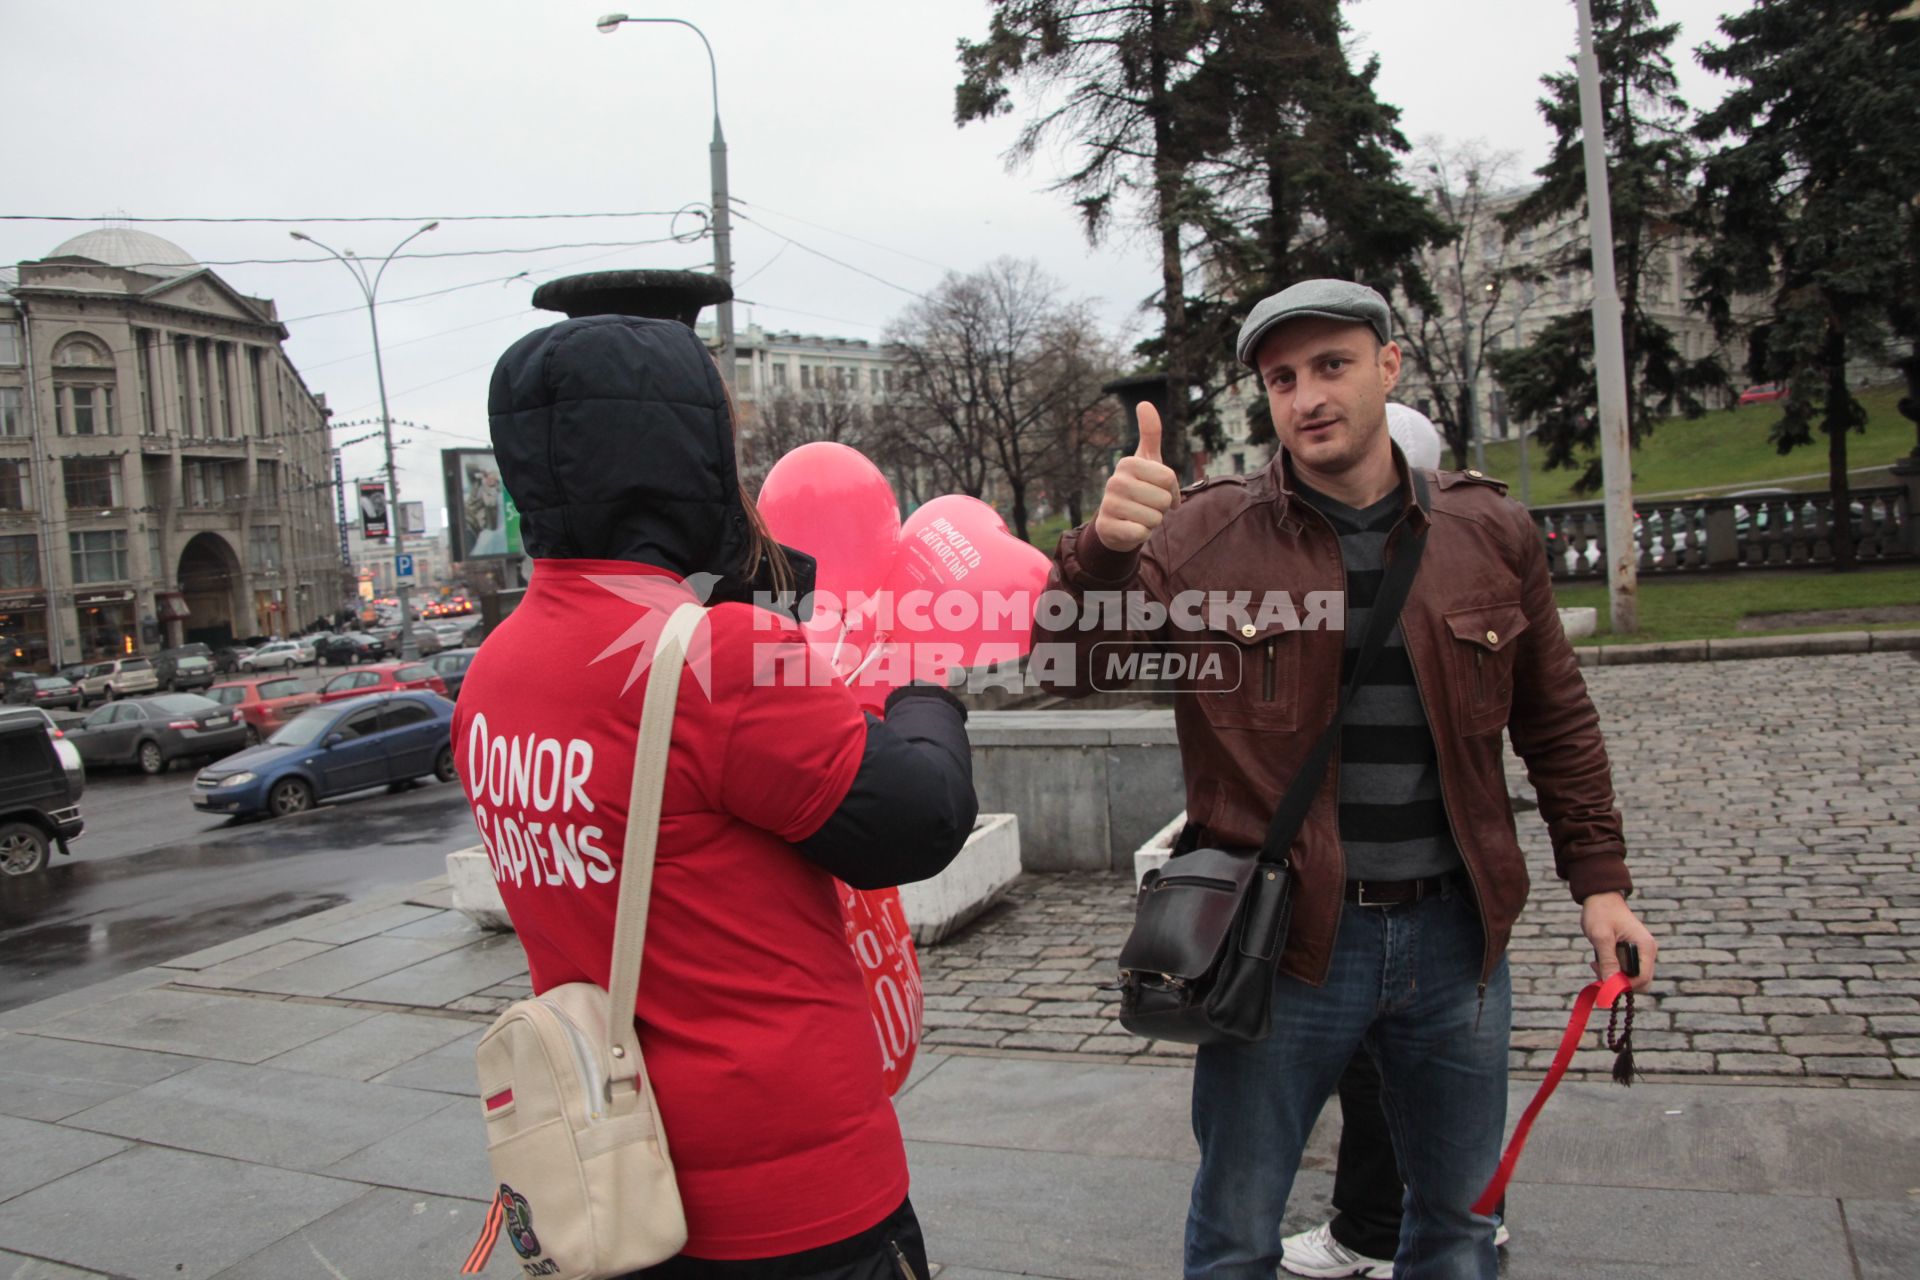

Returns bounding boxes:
[1280,1222,1394,1279]
[1494,1221,1511,1248]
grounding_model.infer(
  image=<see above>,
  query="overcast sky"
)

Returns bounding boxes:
[2,0,1748,531]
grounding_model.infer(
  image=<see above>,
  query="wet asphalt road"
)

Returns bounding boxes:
[0,768,481,1014]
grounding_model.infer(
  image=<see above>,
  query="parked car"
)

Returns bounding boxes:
[0,708,85,875]
[428,647,479,700]
[191,691,458,819]
[1,705,86,790]
[211,645,254,674]
[240,640,311,672]
[57,663,92,682]
[164,655,216,692]
[66,692,249,775]
[5,674,84,712]
[316,632,387,666]
[78,657,159,705]
[318,661,448,704]
[152,644,212,690]
[404,624,444,657]
[1737,383,1785,406]
[205,675,322,745]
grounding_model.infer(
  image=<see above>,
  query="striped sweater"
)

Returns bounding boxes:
[1297,483,1462,882]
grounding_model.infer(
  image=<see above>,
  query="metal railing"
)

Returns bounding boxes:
[1532,485,1914,579]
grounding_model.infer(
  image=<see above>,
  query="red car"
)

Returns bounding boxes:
[206,675,322,745]
[1738,383,1785,405]
[317,661,448,704]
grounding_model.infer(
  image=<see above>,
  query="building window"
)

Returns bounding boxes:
[737,362,754,392]
[1232,452,1246,475]
[58,384,117,436]
[174,335,193,434]
[217,342,235,437]
[883,370,895,392]
[184,460,231,507]
[256,460,279,503]
[0,534,38,589]
[799,365,814,389]
[64,457,123,510]
[147,528,163,581]
[771,363,788,388]
[0,323,20,367]
[135,329,159,434]
[195,340,214,435]
[248,525,281,571]
[69,530,128,584]
[0,387,22,436]
[0,460,28,511]
[249,347,268,436]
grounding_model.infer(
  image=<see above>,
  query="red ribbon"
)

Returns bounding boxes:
[1472,971,1633,1217]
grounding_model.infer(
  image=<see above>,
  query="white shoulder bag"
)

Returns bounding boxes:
[463,603,702,1279]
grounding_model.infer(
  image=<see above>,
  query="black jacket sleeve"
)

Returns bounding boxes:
[795,684,978,890]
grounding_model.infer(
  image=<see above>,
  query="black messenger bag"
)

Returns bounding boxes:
[1117,505,1429,1045]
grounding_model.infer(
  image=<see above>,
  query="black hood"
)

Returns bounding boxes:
[488,314,751,575]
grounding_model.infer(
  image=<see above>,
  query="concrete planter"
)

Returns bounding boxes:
[1132,810,1187,888]
[897,813,1022,946]
[447,846,513,932]
[446,813,1023,947]
[1558,606,1598,641]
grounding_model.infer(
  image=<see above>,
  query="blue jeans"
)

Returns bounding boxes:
[1184,885,1512,1280]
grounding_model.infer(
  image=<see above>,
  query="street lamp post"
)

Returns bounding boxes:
[290,223,437,658]
[1574,0,1638,634]
[596,12,736,389]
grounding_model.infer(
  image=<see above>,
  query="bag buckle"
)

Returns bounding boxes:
[1353,879,1386,906]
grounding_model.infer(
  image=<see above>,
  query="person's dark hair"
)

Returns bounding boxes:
[716,366,796,599]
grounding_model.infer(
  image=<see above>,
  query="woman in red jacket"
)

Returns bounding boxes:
[458,314,976,1279]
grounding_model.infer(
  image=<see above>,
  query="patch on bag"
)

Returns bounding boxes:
[485,1087,515,1113]
[501,1184,543,1262]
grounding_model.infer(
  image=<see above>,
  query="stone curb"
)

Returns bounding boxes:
[1575,627,1920,666]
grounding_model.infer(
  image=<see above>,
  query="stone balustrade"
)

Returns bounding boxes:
[1532,483,1914,579]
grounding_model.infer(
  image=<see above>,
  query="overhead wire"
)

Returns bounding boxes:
[729,211,929,300]
[0,210,689,225]
[731,198,960,274]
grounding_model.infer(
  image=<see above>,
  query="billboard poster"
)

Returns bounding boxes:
[399,500,427,537]
[442,448,522,561]
[358,481,390,540]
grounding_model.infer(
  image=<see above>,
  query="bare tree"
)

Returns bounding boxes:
[1030,307,1125,529]
[736,376,874,493]
[884,259,1117,542]
[1391,139,1534,468]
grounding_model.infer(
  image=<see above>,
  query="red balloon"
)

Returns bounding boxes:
[757,443,901,618]
[881,495,1052,671]
[836,881,921,1096]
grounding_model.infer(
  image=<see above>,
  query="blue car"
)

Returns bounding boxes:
[191,691,457,819]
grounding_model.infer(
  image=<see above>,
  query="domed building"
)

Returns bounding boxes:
[0,228,349,671]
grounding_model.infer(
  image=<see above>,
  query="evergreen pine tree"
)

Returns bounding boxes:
[1692,0,1920,570]
[1488,0,1723,494]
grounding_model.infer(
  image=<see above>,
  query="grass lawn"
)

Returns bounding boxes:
[1552,564,1920,644]
[1475,382,1915,506]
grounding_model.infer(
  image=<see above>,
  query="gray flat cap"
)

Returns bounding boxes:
[1236,279,1392,367]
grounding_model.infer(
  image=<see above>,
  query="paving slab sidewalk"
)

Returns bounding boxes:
[1,876,1914,1279]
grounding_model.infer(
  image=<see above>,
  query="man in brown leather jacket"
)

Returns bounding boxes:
[1033,279,1657,1280]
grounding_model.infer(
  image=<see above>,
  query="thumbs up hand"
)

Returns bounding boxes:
[1093,403,1182,554]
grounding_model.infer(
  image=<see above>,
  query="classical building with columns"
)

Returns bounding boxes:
[0,228,350,674]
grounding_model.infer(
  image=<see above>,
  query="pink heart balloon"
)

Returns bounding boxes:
[757,443,901,623]
[880,495,1052,671]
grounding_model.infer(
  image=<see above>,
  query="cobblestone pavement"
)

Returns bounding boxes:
[920,651,1920,1084]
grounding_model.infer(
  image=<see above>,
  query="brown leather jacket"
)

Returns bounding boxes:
[1035,452,1631,986]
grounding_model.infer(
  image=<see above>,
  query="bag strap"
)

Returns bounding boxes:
[1257,479,1429,865]
[602,602,705,1053]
